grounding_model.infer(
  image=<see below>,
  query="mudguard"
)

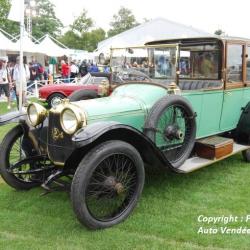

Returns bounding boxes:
[0,111,26,126]
[236,102,250,144]
[72,121,174,170]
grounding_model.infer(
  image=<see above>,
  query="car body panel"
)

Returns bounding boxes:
[74,83,168,131]
[182,90,224,138]
[220,88,244,130]
[39,83,99,99]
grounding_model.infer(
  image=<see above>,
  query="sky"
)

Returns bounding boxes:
[51,0,250,38]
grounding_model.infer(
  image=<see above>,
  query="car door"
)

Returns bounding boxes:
[220,43,245,131]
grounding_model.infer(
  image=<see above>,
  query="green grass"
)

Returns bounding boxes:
[0,102,250,249]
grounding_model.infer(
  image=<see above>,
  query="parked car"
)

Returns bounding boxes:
[1,36,250,229]
[38,72,112,108]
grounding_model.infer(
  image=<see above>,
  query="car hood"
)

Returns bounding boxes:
[73,83,168,129]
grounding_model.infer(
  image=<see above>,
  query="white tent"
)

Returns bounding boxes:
[0,31,16,51]
[14,33,39,53]
[96,17,211,54]
[36,34,68,57]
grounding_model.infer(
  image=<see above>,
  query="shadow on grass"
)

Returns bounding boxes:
[0,153,250,249]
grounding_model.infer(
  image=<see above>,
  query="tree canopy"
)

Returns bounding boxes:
[0,2,140,51]
[107,6,139,37]
[0,0,19,36]
[0,0,63,39]
[214,29,225,36]
[31,0,63,39]
[59,9,105,51]
[70,10,93,34]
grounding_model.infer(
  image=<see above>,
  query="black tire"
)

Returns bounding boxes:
[47,93,66,108]
[0,125,41,190]
[144,95,196,168]
[71,140,145,229]
[68,89,98,102]
[242,149,250,162]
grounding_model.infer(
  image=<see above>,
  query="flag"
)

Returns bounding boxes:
[8,0,22,22]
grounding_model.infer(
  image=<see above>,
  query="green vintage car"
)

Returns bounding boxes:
[1,36,250,229]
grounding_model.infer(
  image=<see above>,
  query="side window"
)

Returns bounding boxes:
[247,46,250,82]
[227,44,243,83]
[179,44,220,80]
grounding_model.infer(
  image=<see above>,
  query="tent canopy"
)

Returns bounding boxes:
[14,34,39,53]
[96,17,211,54]
[0,31,17,51]
[36,34,68,57]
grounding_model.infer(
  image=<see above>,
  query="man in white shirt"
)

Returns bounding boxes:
[12,56,30,108]
[70,61,79,80]
[0,58,11,109]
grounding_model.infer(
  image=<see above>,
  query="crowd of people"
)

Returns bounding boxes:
[0,56,30,109]
[60,59,110,83]
[0,56,111,109]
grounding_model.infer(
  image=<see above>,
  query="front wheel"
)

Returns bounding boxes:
[71,140,145,229]
[0,125,41,190]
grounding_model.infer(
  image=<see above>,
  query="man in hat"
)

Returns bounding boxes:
[0,57,11,109]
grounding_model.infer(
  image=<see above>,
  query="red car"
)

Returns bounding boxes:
[39,73,112,108]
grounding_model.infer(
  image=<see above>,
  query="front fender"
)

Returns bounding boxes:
[0,111,26,126]
[71,121,174,170]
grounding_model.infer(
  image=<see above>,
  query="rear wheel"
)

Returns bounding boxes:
[0,125,42,190]
[47,93,65,108]
[144,95,196,168]
[71,140,145,229]
[242,149,250,162]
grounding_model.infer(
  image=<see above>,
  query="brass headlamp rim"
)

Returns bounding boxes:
[27,103,47,126]
[60,103,87,135]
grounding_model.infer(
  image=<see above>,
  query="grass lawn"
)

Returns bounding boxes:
[0,101,250,249]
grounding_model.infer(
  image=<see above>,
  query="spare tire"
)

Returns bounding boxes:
[69,89,98,102]
[144,95,196,168]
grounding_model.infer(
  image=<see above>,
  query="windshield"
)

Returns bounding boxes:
[79,73,92,84]
[148,47,177,80]
[110,45,178,83]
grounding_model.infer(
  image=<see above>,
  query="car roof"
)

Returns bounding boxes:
[145,36,250,46]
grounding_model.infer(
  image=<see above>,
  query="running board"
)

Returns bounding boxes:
[178,143,250,173]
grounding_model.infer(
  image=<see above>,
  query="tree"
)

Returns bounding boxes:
[58,30,82,50]
[214,29,224,36]
[0,0,19,36]
[108,7,139,37]
[71,9,93,34]
[31,0,63,39]
[84,28,106,51]
[0,0,63,38]
[59,9,105,51]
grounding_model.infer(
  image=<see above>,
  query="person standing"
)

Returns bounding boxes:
[61,60,70,83]
[12,56,30,108]
[70,60,79,81]
[79,60,88,77]
[0,57,11,109]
